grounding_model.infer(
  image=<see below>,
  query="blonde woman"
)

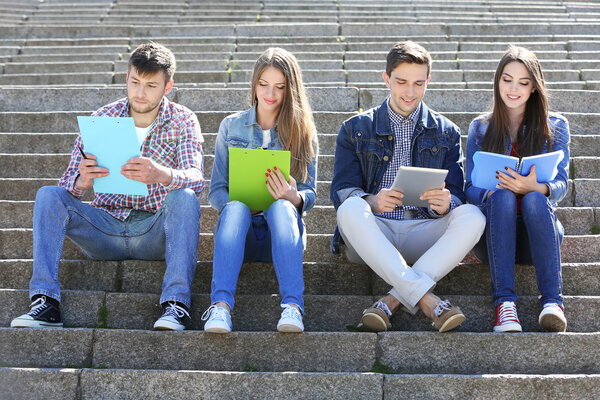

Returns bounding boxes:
[202,48,318,333]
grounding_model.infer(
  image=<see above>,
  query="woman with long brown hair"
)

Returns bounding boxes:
[202,47,318,333]
[465,46,570,333]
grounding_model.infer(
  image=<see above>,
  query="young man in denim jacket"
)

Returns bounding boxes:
[10,43,204,332]
[331,41,485,332]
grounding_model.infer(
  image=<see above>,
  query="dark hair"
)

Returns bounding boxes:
[386,41,432,77]
[128,42,176,81]
[482,46,552,156]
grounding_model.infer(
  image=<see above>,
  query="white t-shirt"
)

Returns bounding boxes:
[262,129,271,149]
[135,124,153,148]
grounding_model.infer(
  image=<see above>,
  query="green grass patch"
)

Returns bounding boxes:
[569,164,576,179]
[591,225,600,235]
[369,361,396,374]
[242,363,259,372]
[97,305,109,329]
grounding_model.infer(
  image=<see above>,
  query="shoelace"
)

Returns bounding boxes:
[433,300,452,317]
[201,304,228,322]
[498,302,519,323]
[163,302,190,320]
[281,304,302,320]
[28,297,48,316]
[373,301,392,317]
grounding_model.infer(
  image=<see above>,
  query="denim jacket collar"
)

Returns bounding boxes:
[376,98,437,137]
[244,104,279,131]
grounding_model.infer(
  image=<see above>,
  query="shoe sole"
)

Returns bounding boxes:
[10,319,63,329]
[437,314,466,333]
[539,314,567,332]
[153,322,184,331]
[361,313,389,332]
[204,326,231,334]
[277,323,304,333]
[493,323,523,333]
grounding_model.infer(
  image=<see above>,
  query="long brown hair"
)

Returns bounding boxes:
[482,46,552,156]
[250,47,317,183]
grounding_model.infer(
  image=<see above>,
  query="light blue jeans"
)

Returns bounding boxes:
[210,199,305,312]
[30,186,200,308]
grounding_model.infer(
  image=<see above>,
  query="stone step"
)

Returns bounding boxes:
[2,87,599,113]
[0,152,591,196]
[0,87,360,112]
[0,367,390,400]
[7,54,123,63]
[1,229,599,263]
[1,197,597,236]
[359,88,600,113]
[0,175,582,207]
[0,72,115,85]
[1,290,599,332]
[3,61,116,74]
[4,131,599,160]
[2,111,598,136]
[2,328,599,374]
[3,368,599,400]
[2,255,600,296]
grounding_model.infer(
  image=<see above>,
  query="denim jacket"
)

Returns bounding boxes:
[330,98,465,254]
[465,112,570,208]
[208,106,317,215]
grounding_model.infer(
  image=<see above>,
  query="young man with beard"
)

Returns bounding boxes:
[11,42,204,331]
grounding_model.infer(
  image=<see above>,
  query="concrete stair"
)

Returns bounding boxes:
[1,0,600,398]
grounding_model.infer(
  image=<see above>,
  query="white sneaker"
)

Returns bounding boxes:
[201,305,232,333]
[539,303,567,332]
[277,304,304,333]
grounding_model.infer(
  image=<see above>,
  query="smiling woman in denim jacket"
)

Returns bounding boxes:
[465,46,570,333]
[201,48,318,333]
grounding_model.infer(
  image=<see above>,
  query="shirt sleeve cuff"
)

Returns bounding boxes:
[66,174,85,198]
[163,169,181,191]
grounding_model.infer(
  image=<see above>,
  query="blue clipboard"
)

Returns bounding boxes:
[229,147,291,211]
[77,116,149,196]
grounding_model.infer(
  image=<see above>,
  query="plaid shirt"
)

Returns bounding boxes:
[58,97,205,221]
[374,100,427,220]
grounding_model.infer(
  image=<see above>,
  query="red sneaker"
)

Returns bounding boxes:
[493,301,522,333]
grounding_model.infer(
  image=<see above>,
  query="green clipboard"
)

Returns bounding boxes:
[229,147,291,211]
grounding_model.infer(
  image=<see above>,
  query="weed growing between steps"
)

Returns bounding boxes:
[97,305,109,328]
[591,225,600,235]
[369,361,396,374]
[242,363,259,372]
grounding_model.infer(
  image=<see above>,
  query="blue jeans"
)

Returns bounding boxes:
[211,199,305,312]
[472,189,564,307]
[30,186,200,308]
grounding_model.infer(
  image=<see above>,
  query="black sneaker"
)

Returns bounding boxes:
[11,296,63,328]
[153,302,190,331]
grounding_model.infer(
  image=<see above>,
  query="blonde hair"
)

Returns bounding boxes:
[250,47,317,183]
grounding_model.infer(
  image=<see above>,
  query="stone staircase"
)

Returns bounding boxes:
[1,0,600,399]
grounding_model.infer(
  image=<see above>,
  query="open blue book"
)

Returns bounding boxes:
[471,150,564,191]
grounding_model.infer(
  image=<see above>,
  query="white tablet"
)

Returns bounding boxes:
[391,166,449,207]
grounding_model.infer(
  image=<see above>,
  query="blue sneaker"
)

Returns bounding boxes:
[202,305,232,333]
